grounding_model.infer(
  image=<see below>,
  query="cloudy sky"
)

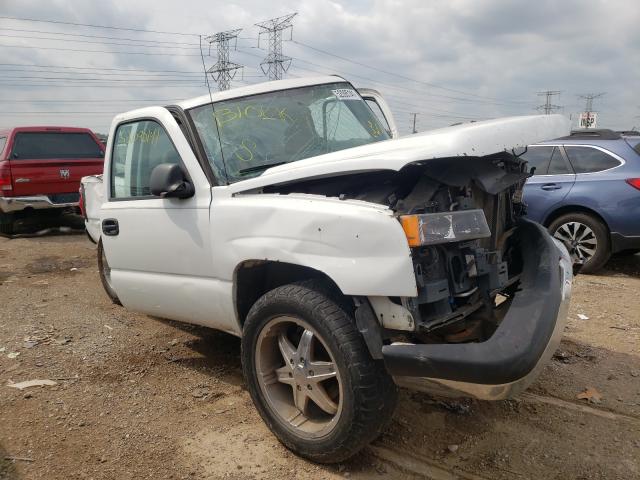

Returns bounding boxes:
[1,0,638,135]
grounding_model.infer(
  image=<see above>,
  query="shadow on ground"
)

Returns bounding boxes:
[156,318,244,386]
[599,251,640,277]
[1,211,84,239]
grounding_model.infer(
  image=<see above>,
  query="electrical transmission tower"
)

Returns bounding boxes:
[536,90,562,114]
[578,93,605,113]
[204,29,243,91]
[255,13,297,80]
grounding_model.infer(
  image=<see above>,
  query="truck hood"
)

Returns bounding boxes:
[228,114,570,193]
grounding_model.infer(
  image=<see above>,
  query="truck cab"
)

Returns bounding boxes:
[88,76,573,463]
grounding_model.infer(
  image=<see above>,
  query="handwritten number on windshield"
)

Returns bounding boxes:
[234,138,257,163]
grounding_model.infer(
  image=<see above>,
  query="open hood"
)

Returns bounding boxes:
[228,114,570,193]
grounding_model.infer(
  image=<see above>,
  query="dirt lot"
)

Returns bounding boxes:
[1,231,639,480]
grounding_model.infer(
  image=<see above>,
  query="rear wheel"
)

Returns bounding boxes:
[242,281,397,463]
[0,211,14,235]
[549,213,610,274]
[97,238,121,305]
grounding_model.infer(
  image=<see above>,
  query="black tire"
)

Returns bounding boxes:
[548,212,610,274]
[97,238,121,305]
[242,280,397,463]
[0,211,14,235]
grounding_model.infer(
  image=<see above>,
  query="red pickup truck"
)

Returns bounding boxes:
[0,126,105,234]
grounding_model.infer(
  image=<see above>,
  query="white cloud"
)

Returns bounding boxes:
[0,0,638,133]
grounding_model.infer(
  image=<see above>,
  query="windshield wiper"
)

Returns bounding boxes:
[238,162,287,175]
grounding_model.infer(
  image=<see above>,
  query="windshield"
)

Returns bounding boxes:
[189,82,390,183]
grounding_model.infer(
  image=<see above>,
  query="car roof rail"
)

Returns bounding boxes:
[558,129,622,140]
[618,130,640,137]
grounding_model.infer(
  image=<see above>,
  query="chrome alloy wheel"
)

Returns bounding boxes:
[553,221,598,263]
[255,316,343,438]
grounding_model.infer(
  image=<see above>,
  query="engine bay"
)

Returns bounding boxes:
[263,152,532,343]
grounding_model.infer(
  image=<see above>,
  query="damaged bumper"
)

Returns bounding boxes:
[384,219,572,400]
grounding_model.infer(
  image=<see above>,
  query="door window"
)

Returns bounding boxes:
[521,146,554,175]
[0,137,6,155]
[111,120,181,199]
[547,147,572,174]
[564,146,621,173]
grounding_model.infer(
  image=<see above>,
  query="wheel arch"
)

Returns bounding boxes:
[233,260,349,330]
[543,205,610,233]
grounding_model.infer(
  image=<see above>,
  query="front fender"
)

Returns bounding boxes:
[211,193,417,297]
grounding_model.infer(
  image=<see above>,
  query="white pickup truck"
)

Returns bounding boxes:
[81,76,573,463]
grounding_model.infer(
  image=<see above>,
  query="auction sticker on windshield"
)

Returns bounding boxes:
[332,88,360,100]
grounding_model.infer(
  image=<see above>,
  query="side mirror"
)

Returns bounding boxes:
[150,163,195,199]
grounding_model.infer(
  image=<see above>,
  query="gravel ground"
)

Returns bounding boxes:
[0,230,639,480]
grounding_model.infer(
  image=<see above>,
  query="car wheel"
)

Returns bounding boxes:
[548,213,610,274]
[242,280,397,463]
[97,238,121,305]
[0,211,14,235]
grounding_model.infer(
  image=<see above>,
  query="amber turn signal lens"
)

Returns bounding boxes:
[400,215,421,247]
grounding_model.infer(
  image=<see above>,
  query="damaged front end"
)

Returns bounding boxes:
[265,150,572,400]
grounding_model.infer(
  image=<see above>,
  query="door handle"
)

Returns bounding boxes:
[541,183,562,191]
[102,218,119,236]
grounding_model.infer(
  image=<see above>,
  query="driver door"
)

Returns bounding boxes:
[100,108,233,332]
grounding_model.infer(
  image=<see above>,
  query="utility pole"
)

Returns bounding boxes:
[535,90,562,114]
[205,29,243,91]
[411,113,418,134]
[255,13,297,80]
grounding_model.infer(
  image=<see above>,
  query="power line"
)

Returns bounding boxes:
[535,90,562,114]
[255,13,297,80]
[0,82,206,88]
[275,52,535,108]
[0,33,201,50]
[0,27,201,45]
[0,15,201,37]
[0,62,203,74]
[0,42,203,56]
[205,29,244,90]
[289,39,532,105]
[0,68,203,78]
[0,75,204,82]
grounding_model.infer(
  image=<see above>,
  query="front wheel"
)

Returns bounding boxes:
[242,281,397,463]
[549,213,610,274]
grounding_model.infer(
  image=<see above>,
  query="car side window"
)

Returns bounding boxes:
[111,120,181,199]
[521,146,553,175]
[0,137,6,155]
[547,147,572,175]
[564,146,621,173]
